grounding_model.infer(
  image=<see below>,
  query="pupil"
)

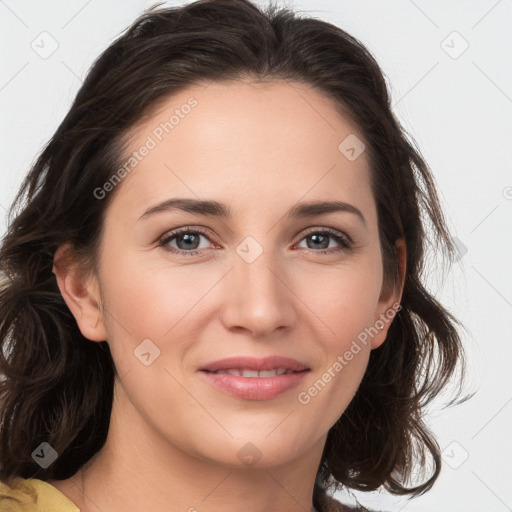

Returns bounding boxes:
[309,234,328,249]
[179,233,198,250]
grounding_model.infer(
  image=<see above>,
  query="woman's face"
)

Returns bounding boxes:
[58,79,403,469]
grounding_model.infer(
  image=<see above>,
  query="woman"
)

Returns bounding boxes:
[0,1,468,511]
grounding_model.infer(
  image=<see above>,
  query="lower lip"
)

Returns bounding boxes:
[200,370,309,400]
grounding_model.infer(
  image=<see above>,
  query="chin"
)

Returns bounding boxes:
[190,430,318,470]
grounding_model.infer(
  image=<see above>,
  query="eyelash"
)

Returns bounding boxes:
[157,226,354,257]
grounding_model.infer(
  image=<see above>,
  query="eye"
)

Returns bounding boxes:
[158,226,353,257]
[295,227,353,255]
[158,227,215,256]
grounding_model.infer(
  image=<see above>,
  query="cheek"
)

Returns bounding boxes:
[292,258,381,424]
[296,305,373,437]
[97,249,222,370]
[294,253,383,334]
[100,247,195,330]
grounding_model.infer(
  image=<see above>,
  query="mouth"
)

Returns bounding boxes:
[200,355,310,373]
[204,368,300,377]
[199,356,310,400]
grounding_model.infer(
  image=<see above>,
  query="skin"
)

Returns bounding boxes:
[50,79,406,512]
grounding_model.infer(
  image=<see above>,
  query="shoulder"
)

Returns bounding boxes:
[0,476,80,512]
[0,477,38,511]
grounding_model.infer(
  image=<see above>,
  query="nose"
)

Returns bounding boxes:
[219,243,297,339]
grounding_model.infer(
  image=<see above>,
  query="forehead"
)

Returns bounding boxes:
[110,79,374,223]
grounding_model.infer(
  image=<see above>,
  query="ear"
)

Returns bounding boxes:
[371,238,406,350]
[53,243,107,342]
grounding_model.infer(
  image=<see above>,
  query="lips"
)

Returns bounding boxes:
[199,356,310,400]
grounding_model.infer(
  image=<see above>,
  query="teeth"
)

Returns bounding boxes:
[258,370,277,377]
[212,368,292,377]
[242,370,259,378]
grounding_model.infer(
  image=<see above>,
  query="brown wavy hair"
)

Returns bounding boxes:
[0,0,469,502]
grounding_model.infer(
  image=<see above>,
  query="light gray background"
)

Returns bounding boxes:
[1,1,511,511]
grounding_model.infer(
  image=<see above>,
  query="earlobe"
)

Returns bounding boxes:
[370,323,387,350]
[53,244,107,342]
[371,238,407,350]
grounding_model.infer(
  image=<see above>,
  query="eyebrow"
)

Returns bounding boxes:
[139,198,366,226]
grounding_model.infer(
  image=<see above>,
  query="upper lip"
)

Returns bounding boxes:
[200,356,310,372]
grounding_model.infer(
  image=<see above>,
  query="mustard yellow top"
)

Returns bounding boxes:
[0,477,80,512]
